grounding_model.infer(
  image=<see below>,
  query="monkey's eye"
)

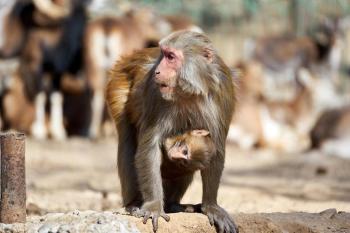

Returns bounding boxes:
[165,52,176,62]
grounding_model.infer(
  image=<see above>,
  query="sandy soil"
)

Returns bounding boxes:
[2,209,350,233]
[21,137,350,232]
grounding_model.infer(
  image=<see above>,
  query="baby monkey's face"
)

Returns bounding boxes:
[164,130,216,170]
[167,140,190,160]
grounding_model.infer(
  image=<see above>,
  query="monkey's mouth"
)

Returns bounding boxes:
[158,83,174,94]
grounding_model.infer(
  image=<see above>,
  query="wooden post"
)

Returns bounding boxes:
[0,132,26,223]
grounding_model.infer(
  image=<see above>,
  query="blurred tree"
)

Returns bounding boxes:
[200,0,221,29]
[290,0,304,36]
[243,0,259,21]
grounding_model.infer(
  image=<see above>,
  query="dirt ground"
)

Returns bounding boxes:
[23,137,350,232]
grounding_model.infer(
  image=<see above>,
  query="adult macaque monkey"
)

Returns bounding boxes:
[106,31,237,233]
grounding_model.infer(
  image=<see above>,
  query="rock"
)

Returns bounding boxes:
[319,208,337,219]
[37,223,60,233]
[27,203,47,216]
[0,211,350,233]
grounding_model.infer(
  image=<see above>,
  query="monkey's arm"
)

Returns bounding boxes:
[134,130,170,232]
[105,73,131,122]
[201,150,238,233]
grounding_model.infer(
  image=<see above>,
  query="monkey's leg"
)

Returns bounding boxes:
[163,175,201,213]
[201,151,238,233]
[134,131,170,232]
[117,116,142,210]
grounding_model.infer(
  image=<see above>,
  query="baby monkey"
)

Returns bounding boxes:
[162,130,216,179]
[162,129,216,213]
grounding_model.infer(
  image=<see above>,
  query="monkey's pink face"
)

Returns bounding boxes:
[155,46,183,99]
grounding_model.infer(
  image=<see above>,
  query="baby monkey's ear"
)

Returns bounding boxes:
[164,137,175,150]
[191,129,210,137]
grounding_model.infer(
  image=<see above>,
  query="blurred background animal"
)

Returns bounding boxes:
[0,0,349,155]
[0,0,202,140]
[0,0,89,139]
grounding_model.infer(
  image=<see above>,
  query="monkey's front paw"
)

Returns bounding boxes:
[202,204,238,233]
[137,202,170,232]
[141,209,170,232]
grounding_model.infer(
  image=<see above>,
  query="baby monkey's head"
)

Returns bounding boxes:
[164,130,216,170]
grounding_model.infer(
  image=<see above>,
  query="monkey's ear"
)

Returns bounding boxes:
[164,137,174,148]
[191,129,210,137]
[203,48,214,63]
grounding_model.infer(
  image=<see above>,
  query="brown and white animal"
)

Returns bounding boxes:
[228,42,350,152]
[0,0,88,139]
[243,19,344,103]
[248,19,342,73]
[228,61,312,152]
[106,31,237,233]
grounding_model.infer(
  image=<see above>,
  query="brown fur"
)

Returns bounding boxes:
[311,106,350,148]
[164,15,201,32]
[1,73,35,132]
[0,1,67,58]
[106,31,237,233]
[162,130,216,179]
[251,20,341,73]
[253,36,318,70]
